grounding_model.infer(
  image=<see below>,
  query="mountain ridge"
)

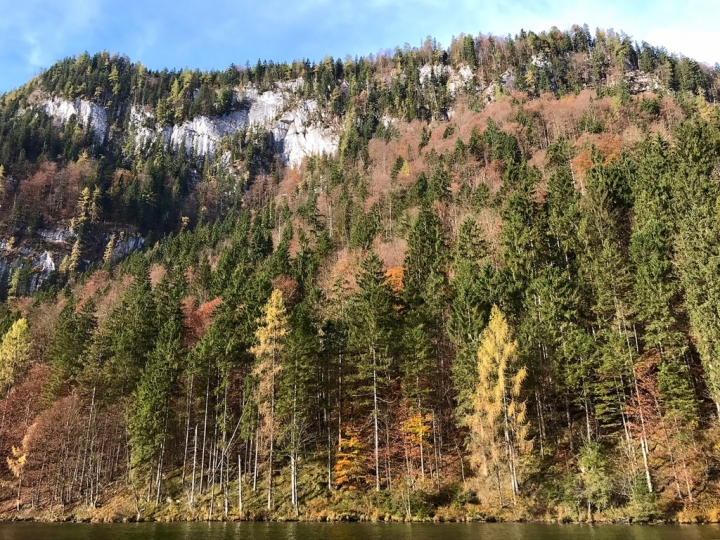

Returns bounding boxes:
[0,25,719,524]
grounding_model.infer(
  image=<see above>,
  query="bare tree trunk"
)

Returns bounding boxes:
[238,454,243,515]
[253,426,259,492]
[155,406,169,505]
[326,406,333,490]
[223,454,229,518]
[182,375,194,487]
[456,442,467,489]
[385,411,392,489]
[199,375,211,496]
[432,410,441,491]
[419,435,425,483]
[190,424,198,508]
[674,417,694,503]
[372,348,380,492]
[633,374,653,493]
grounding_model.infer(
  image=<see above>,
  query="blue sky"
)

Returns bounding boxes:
[1,0,719,93]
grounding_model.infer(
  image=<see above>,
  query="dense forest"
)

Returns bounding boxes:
[1,25,720,523]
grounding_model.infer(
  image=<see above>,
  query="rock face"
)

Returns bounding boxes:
[0,243,58,294]
[41,98,108,143]
[271,99,339,166]
[531,54,549,68]
[25,82,339,290]
[39,81,340,168]
[158,111,249,158]
[483,70,515,103]
[0,227,145,293]
[604,70,663,95]
[623,70,663,94]
[108,234,145,264]
[419,64,476,97]
[137,84,340,168]
[35,80,338,169]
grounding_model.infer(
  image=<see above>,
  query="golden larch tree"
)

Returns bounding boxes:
[250,289,289,511]
[469,305,531,506]
[0,318,32,396]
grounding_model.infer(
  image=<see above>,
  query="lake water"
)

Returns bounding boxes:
[0,522,719,540]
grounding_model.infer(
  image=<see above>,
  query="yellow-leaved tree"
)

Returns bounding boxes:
[469,305,531,507]
[400,410,432,484]
[0,318,32,396]
[250,289,289,511]
[334,427,366,490]
[7,444,26,511]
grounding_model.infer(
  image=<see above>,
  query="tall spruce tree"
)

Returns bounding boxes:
[346,251,397,491]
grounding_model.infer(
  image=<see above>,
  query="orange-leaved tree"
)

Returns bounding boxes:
[334,427,366,490]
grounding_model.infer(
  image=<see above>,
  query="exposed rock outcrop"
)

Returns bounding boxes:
[41,97,108,143]
[39,81,340,169]
[138,84,339,168]
[622,70,663,94]
[419,64,476,97]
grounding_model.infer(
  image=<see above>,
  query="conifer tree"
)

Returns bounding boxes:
[346,251,396,491]
[45,297,97,401]
[278,302,318,515]
[0,318,31,396]
[404,202,445,307]
[250,288,289,511]
[103,234,116,266]
[469,306,530,505]
[449,218,494,421]
[129,274,184,502]
[104,267,157,395]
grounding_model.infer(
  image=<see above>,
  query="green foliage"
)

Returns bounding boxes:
[577,442,612,513]
[44,297,97,401]
[0,318,31,395]
[1,24,720,523]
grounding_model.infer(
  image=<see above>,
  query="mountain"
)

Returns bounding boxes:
[0,25,719,523]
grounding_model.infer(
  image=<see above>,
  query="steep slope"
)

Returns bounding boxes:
[0,25,720,524]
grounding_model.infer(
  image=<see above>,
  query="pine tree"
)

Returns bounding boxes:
[89,186,102,224]
[278,302,318,515]
[68,237,83,272]
[103,234,116,266]
[449,218,494,421]
[404,203,444,307]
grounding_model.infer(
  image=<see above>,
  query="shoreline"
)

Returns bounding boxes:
[0,512,709,526]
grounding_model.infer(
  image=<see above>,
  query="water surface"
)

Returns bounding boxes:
[1,522,719,540]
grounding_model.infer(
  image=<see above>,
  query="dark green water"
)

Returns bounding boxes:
[0,523,719,540]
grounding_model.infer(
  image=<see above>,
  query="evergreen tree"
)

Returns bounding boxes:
[45,297,97,401]
[346,251,397,491]
[129,273,184,501]
[104,267,158,396]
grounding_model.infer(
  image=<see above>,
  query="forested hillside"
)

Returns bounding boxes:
[1,25,720,523]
